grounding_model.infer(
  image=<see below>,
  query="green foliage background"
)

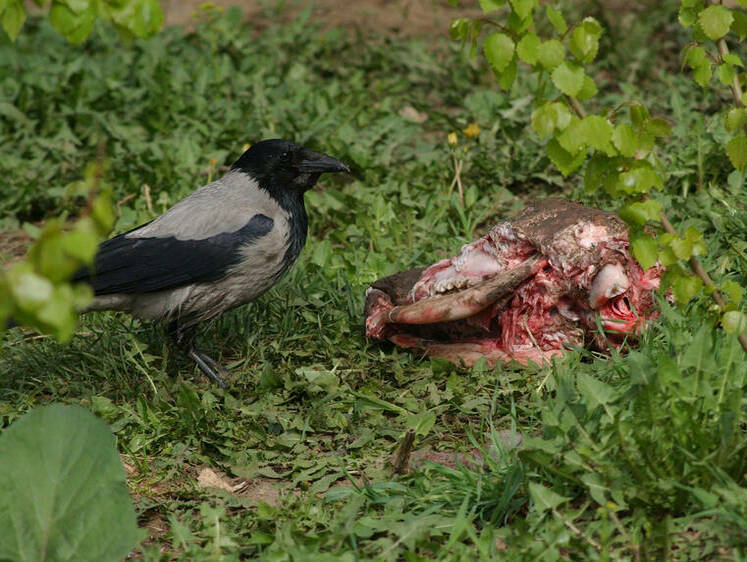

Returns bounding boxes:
[0,1,745,560]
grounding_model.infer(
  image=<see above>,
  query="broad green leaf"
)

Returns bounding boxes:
[580,473,610,506]
[584,155,622,193]
[576,372,615,410]
[732,10,747,40]
[579,115,614,152]
[497,57,518,90]
[693,61,712,87]
[49,1,96,44]
[645,117,671,137]
[685,44,706,67]
[507,9,532,33]
[669,236,693,260]
[617,163,664,194]
[726,134,747,171]
[717,63,735,86]
[532,104,552,138]
[509,0,535,21]
[537,39,565,70]
[619,198,662,225]
[108,0,163,39]
[484,33,515,74]
[679,0,704,28]
[576,75,598,100]
[7,266,53,310]
[558,115,614,154]
[547,138,585,177]
[684,226,707,256]
[629,103,649,128]
[63,0,94,14]
[569,17,602,63]
[1,0,25,41]
[658,247,678,268]
[672,272,703,304]
[545,4,567,34]
[529,482,570,513]
[698,5,733,40]
[630,231,659,270]
[405,411,436,437]
[36,286,78,341]
[29,223,82,282]
[531,102,571,138]
[685,46,713,87]
[62,217,100,263]
[722,53,743,67]
[478,0,505,12]
[720,280,743,304]
[0,404,141,561]
[612,123,637,157]
[551,61,585,96]
[449,18,470,40]
[517,32,540,64]
[722,311,746,334]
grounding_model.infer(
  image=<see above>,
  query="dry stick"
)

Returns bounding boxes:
[391,429,415,475]
[565,94,747,353]
[608,510,641,562]
[552,508,602,551]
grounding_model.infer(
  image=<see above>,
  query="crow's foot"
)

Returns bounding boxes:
[168,323,228,387]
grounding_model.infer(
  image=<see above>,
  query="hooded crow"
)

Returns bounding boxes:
[73,139,349,387]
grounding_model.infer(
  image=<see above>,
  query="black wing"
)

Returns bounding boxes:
[74,214,274,295]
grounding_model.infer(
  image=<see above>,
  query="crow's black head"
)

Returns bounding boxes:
[231,139,349,194]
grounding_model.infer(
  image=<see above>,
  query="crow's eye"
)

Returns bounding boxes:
[280,151,290,160]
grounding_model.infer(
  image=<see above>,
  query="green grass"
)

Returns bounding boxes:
[1,2,746,560]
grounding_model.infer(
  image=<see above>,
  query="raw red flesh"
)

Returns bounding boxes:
[364,198,664,366]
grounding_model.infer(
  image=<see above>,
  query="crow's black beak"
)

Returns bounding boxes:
[298,151,350,174]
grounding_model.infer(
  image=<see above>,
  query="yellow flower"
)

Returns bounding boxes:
[447,132,458,147]
[242,143,251,153]
[463,123,480,139]
[209,157,217,166]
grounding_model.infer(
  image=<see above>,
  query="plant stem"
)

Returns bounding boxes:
[659,212,747,353]
[566,95,587,119]
[566,94,747,353]
[716,37,745,109]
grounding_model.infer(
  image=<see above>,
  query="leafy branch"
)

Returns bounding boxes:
[451,0,746,350]
[0,0,163,43]
[0,155,114,341]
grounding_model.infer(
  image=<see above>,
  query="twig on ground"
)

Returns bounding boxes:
[391,429,415,475]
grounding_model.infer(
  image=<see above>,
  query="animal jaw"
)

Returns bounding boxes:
[364,198,664,367]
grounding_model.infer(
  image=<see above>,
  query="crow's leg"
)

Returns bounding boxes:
[167,322,228,388]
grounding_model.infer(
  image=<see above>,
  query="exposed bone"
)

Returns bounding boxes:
[589,263,630,308]
[385,257,540,325]
[365,198,663,367]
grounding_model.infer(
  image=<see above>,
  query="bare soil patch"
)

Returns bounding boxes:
[161,0,476,38]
